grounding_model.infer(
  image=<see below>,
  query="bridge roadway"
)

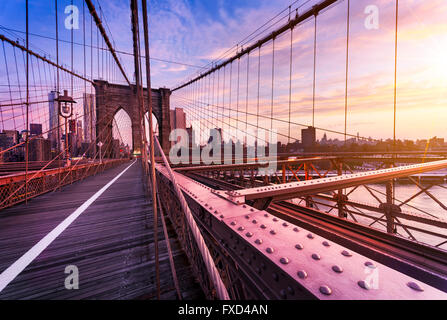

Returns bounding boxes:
[0,160,203,299]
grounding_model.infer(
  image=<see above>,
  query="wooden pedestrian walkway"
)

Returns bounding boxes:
[0,160,203,300]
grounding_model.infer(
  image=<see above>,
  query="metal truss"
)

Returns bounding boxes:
[156,163,447,299]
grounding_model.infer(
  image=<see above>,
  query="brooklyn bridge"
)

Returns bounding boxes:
[0,0,446,300]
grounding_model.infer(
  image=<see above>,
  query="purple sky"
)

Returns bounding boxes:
[0,0,446,147]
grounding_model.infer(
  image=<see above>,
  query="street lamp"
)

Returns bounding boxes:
[56,90,76,166]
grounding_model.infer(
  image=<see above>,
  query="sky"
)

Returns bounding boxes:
[0,0,446,147]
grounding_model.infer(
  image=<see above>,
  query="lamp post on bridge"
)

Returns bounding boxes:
[97,141,103,164]
[56,90,76,167]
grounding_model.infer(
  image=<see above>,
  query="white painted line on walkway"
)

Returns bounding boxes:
[0,160,136,293]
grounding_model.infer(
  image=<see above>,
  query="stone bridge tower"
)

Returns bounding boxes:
[94,80,171,157]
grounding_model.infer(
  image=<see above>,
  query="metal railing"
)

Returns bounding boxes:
[0,159,129,210]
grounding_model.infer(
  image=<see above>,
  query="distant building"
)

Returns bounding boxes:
[170,108,186,131]
[301,126,316,149]
[83,93,96,143]
[77,121,83,142]
[0,132,14,150]
[170,108,186,146]
[3,130,19,146]
[69,119,77,134]
[30,123,42,136]
[29,138,51,161]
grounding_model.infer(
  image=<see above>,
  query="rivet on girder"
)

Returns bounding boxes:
[322,241,330,247]
[273,218,278,222]
[214,210,218,214]
[295,243,304,250]
[280,257,290,265]
[242,204,247,208]
[209,207,213,210]
[407,282,424,292]
[358,280,370,290]
[319,285,332,295]
[246,232,253,238]
[266,247,274,254]
[280,289,287,299]
[250,208,255,212]
[293,227,299,232]
[252,219,257,224]
[341,250,352,257]
[364,261,376,268]
[332,265,343,273]
[261,224,267,229]
[311,253,321,260]
[272,273,279,281]
[264,214,269,218]
[270,230,277,235]
[297,270,308,279]
[307,233,314,239]
[245,215,250,219]
[238,226,245,231]
[255,239,263,245]
[231,221,237,226]
[282,222,288,227]
[220,215,225,219]
[288,286,295,295]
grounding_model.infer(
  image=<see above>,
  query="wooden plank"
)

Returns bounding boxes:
[0,161,203,300]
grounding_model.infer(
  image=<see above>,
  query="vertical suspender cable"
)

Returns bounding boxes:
[392,0,399,204]
[217,69,220,131]
[83,2,86,100]
[236,57,240,136]
[312,12,317,127]
[141,0,160,299]
[97,28,99,79]
[344,0,350,144]
[25,0,29,203]
[256,47,261,136]
[393,0,399,148]
[55,0,60,163]
[245,53,249,135]
[229,62,232,142]
[271,38,275,132]
[210,72,215,127]
[288,27,293,145]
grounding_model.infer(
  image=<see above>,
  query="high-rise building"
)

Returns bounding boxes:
[170,108,186,146]
[69,119,77,134]
[77,121,83,142]
[30,123,42,136]
[29,138,51,161]
[83,93,96,143]
[48,91,60,150]
[301,126,316,149]
[3,130,19,145]
[170,108,186,131]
